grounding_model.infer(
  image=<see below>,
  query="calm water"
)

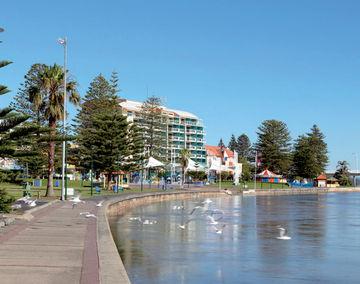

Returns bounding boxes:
[110,193,360,283]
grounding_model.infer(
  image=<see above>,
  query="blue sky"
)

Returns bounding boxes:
[1,0,360,170]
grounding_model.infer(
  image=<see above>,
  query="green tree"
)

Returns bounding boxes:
[307,125,328,172]
[20,63,80,196]
[139,96,167,161]
[255,120,292,174]
[179,148,190,187]
[292,125,328,178]
[240,157,252,181]
[75,73,142,189]
[0,27,31,212]
[11,65,52,177]
[334,161,351,186]
[75,74,118,176]
[236,134,252,161]
[84,109,129,189]
[125,123,144,171]
[228,134,237,152]
[218,138,225,148]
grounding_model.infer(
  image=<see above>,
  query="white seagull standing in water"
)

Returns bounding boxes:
[276,227,291,240]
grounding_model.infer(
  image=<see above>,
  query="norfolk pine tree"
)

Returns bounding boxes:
[255,120,292,174]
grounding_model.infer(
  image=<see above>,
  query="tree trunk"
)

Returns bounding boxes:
[46,118,56,197]
[107,172,112,191]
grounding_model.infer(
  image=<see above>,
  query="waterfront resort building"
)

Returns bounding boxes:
[119,99,207,166]
[206,145,242,182]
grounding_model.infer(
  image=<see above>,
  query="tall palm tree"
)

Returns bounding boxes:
[29,64,79,196]
[179,148,190,187]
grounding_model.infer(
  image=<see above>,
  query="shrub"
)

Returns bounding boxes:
[0,189,15,213]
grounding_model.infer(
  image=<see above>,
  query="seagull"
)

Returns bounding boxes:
[276,227,291,240]
[178,219,193,230]
[224,189,233,195]
[80,212,97,218]
[70,196,84,203]
[17,196,30,202]
[189,205,202,215]
[172,205,184,210]
[28,199,37,207]
[129,216,142,222]
[70,196,85,208]
[85,213,97,218]
[142,219,157,225]
[202,198,213,204]
[213,224,226,234]
[205,208,224,216]
[96,200,104,207]
[11,204,22,209]
[207,215,222,225]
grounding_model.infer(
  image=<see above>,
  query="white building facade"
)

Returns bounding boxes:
[119,99,206,166]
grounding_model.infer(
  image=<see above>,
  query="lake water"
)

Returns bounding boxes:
[110,193,360,283]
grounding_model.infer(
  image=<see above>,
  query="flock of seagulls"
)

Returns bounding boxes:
[129,198,228,235]
[12,195,37,209]
[128,197,292,240]
[14,193,292,241]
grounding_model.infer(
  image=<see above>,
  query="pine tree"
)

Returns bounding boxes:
[139,96,167,161]
[75,73,142,189]
[75,74,119,173]
[334,161,351,186]
[255,120,292,174]
[80,108,129,189]
[236,134,252,161]
[218,138,225,148]
[308,125,328,172]
[228,134,237,152]
[292,125,328,178]
[125,123,144,171]
[0,27,30,211]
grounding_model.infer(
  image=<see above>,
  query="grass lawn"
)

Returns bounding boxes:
[1,179,165,201]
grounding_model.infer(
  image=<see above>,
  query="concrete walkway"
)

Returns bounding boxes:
[0,200,99,284]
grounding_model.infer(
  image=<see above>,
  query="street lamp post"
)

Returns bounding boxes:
[58,37,67,201]
[353,152,358,187]
[254,151,257,191]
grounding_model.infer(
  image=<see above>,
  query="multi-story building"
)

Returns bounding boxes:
[119,99,206,166]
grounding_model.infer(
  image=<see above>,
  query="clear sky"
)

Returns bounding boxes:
[1,0,360,170]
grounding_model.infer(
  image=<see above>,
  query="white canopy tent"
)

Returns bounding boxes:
[186,158,205,171]
[144,157,165,168]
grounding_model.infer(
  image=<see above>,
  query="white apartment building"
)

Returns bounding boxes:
[119,99,206,166]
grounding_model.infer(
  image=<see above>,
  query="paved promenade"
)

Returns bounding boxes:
[0,200,99,284]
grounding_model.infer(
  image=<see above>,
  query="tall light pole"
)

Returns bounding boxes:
[254,151,257,190]
[353,152,358,187]
[58,37,67,200]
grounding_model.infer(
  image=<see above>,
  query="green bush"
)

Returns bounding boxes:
[0,188,15,213]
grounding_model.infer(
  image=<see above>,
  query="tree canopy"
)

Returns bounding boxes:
[255,119,292,174]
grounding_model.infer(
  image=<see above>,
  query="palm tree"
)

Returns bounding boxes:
[179,148,190,187]
[29,64,79,196]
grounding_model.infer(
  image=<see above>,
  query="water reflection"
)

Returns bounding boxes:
[110,193,360,283]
